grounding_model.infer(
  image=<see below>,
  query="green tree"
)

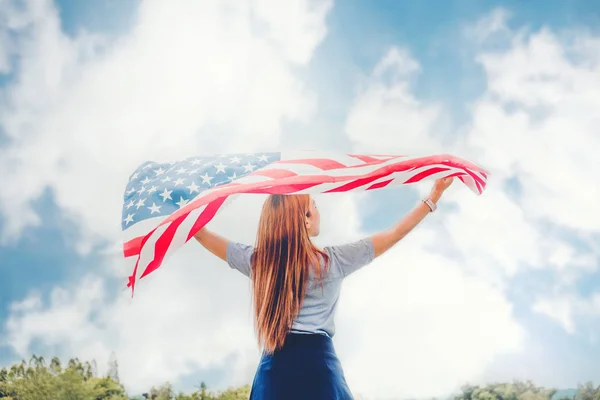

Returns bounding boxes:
[575,382,600,400]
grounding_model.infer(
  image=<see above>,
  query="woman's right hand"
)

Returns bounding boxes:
[433,177,454,193]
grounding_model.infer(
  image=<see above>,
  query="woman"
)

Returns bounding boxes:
[194,177,454,399]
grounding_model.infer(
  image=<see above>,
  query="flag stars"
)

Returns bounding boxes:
[148,186,159,194]
[159,188,173,202]
[126,187,135,195]
[130,172,139,181]
[154,167,166,176]
[148,203,162,214]
[200,173,214,185]
[135,198,146,209]
[125,200,135,209]
[141,176,151,185]
[243,162,255,172]
[191,158,202,165]
[214,162,227,173]
[230,156,241,164]
[187,181,201,194]
[161,176,171,183]
[258,154,269,163]
[173,178,185,186]
[176,197,189,208]
[137,186,146,195]
[176,167,187,174]
[123,213,135,225]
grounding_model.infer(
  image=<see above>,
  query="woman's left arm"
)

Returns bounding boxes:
[370,177,453,258]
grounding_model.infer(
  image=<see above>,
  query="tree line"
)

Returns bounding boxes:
[0,354,598,400]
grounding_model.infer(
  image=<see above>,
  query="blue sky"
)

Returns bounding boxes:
[1,0,599,398]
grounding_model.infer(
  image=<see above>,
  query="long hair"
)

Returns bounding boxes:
[251,194,329,354]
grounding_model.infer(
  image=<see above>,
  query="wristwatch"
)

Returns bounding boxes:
[422,198,437,212]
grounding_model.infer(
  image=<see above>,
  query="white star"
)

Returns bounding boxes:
[227,172,237,182]
[154,167,166,176]
[187,181,201,194]
[176,196,189,208]
[130,172,139,181]
[174,178,185,186]
[126,187,135,195]
[141,176,151,185]
[125,200,135,209]
[123,213,135,225]
[161,176,171,183]
[143,164,153,170]
[148,203,162,214]
[135,198,146,209]
[258,154,269,162]
[214,162,227,173]
[147,185,159,194]
[137,186,146,195]
[200,173,214,185]
[176,167,187,174]
[187,168,199,175]
[243,162,255,172]
[203,160,214,166]
[230,156,241,164]
[159,188,173,202]
[191,158,202,165]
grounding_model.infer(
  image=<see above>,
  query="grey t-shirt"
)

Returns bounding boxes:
[226,238,375,337]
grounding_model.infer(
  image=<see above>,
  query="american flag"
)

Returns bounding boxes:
[122,151,488,294]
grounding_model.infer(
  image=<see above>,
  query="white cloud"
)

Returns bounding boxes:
[533,292,600,335]
[345,47,445,155]
[466,22,600,232]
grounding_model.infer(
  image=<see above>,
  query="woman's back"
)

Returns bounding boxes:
[226,237,374,338]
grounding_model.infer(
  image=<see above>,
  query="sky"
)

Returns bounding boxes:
[0,0,599,399]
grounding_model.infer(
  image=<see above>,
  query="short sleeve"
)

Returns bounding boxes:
[327,237,375,278]
[226,242,253,277]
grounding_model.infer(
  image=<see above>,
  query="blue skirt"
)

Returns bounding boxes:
[249,333,354,400]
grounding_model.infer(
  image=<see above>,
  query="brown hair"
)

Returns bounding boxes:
[251,194,328,353]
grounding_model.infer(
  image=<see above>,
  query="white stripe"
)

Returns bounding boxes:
[162,206,204,261]
[122,216,164,242]
[261,155,430,178]
[280,151,374,167]
[135,223,170,281]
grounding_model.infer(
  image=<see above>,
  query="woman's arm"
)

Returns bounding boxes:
[371,177,453,258]
[193,227,229,262]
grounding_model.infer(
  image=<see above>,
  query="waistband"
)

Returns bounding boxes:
[284,332,333,350]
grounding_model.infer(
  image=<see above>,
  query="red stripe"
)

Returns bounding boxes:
[123,236,143,257]
[186,196,228,242]
[249,168,297,179]
[138,212,188,280]
[274,158,348,170]
[404,167,451,184]
[324,174,388,193]
[367,178,394,190]
[347,154,388,163]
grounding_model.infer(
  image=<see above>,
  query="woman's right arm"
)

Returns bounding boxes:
[193,227,229,262]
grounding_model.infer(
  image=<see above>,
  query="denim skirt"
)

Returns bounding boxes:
[249,333,354,400]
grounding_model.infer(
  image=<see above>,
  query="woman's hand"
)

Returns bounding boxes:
[429,177,454,203]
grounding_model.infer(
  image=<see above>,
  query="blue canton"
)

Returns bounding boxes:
[121,152,281,230]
